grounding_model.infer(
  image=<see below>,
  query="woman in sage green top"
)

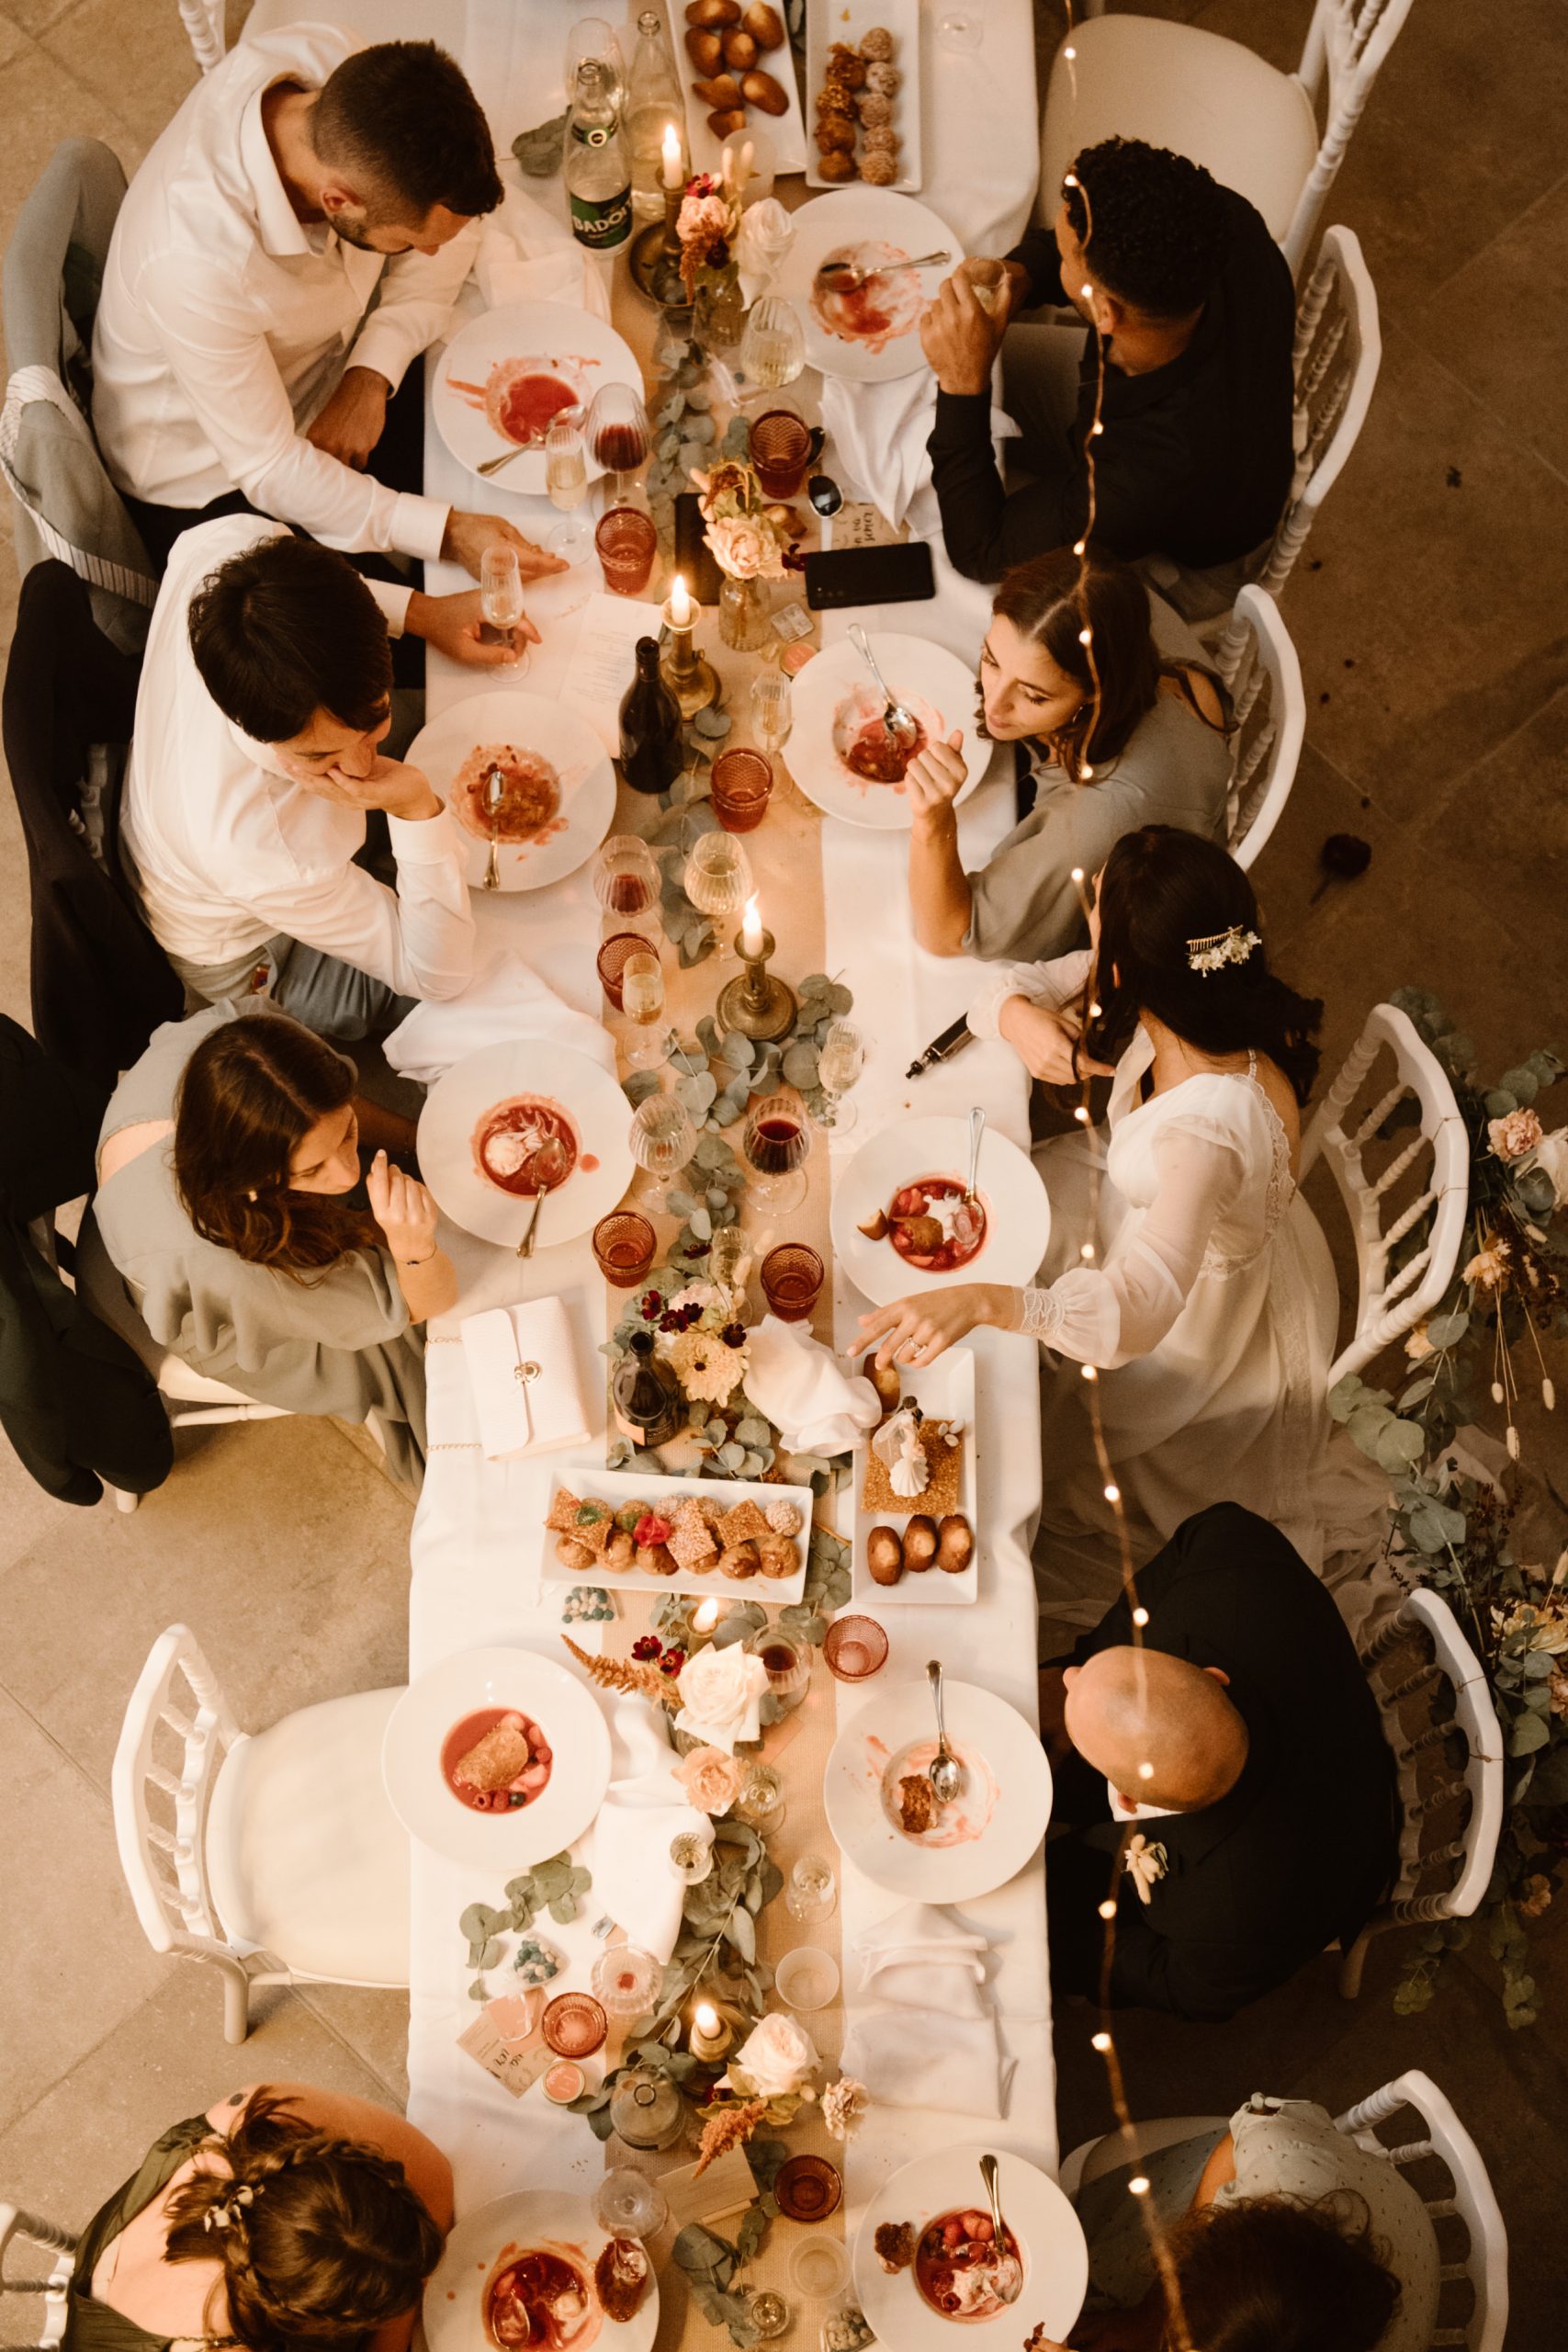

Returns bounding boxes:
[906,546,1232,964]
[92,1003,457,1489]
[63,2083,451,2352]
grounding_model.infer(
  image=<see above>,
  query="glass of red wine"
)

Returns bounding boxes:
[586,380,651,509]
[742,1091,811,1216]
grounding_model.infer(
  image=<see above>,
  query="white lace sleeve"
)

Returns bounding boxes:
[967,947,1094,1041]
[1019,1123,1247,1367]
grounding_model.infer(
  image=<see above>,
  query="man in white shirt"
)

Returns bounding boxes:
[93,25,558,594]
[121,514,484,1039]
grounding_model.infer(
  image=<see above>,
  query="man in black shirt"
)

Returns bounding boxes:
[1043,1502,1397,2022]
[922,138,1296,599]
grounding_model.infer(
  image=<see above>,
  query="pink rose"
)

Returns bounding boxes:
[673,1744,743,1815]
[705,515,770,579]
[1488,1107,1543,1162]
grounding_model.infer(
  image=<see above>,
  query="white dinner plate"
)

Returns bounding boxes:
[852,2147,1088,2350]
[851,1349,978,1606]
[417,1039,634,1250]
[830,1114,1051,1305]
[434,300,644,493]
[382,1647,612,1871]
[788,633,984,830]
[825,1675,1051,1902]
[805,0,923,195]
[406,690,616,892]
[424,2188,659,2352]
[775,188,963,382]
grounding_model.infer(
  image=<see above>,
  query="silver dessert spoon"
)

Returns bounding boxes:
[964,1104,986,1205]
[818,247,951,286]
[517,1136,570,1259]
[482,765,505,891]
[978,2155,1021,2302]
[849,623,919,748]
[927,1658,964,1804]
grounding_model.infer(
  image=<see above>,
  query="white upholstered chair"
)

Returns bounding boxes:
[112,1623,410,2043]
[183,1,467,72]
[175,0,224,73]
[1343,1589,1505,1996]
[0,2206,75,2351]
[1059,2069,1506,2352]
[1040,3,1416,274]
[1213,225,1381,673]
[1218,584,1303,870]
[1301,1002,1469,1385]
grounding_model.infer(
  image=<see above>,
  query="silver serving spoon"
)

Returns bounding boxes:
[927,1658,964,1804]
[964,1104,986,1205]
[818,246,952,286]
[849,623,919,748]
[516,1136,570,1259]
[478,442,537,477]
[481,765,505,891]
[978,2155,1021,2302]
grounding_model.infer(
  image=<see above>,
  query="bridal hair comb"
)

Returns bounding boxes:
[202,2185,257,2232]
[1186,924,1262,977]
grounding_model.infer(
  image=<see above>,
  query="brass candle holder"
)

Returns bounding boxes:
[688,1997,736,2064]
[660,587,718,720]
[629,180,689,310]
[716,924,796,1043]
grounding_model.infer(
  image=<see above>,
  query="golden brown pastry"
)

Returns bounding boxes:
[815,115,857,154]
[685,0,740,23]
[717,1540,760,1579]
[818,151,856,182]
[874,2221,916,2274]
[555,1533,596,1571]
[828,42,867,87]
[685,27,724,70]
[740,67,789,113]
[635,1542,677,1577]
[860,25,895,60]
[693,71,744,107]
[756,1538,798,1580]
[936,1514,975,1574]
[860,153,897,186]
[867,1525,904,1586]
[902,1514,939,1572]
[861,1351,904,1416]
[603,1527,637,1569]
[720,27,759,70]
[764,1498,803,1537]
[706,106,748,136]
[742,1,784,47]
[898,1774,936,1833]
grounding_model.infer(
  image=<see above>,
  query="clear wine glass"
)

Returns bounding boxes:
[544,416,592,562]
[937,3,986,52]
[682,831,752,968]
[738,296,806,403]
[784,1853,838,1924]
[619,946,667,1069]
[629,1090,696,1210]
[479,546,528,671]
[750,672,792,763]
[592,833,661,937]
[810,1017,865,1132]
[592,2166,670,2240]
[586,379,651,509]
[742,1090,810,1215]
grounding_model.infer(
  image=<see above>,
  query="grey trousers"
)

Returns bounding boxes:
[170,934,414,1043]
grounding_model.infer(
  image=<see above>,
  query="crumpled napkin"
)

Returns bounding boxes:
[743,1315,882,1455]
[474,176,612,321]
[587,1698,709,1964]
[383,949,615,1085]
[840,2007,1013,2117]
[853,1899,991,2018]
[820,371,1021,534]
[736,198,794,305]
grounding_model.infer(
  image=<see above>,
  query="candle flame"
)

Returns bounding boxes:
[694,2000,719,2032]
[670,571,693,627]
[693,1597,720,1633]
[740,893,763,957]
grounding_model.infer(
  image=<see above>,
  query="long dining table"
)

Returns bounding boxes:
[367,0,1059,2328]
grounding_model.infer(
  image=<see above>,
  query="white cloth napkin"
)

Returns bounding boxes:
[459,1297,591,1461]
[742,1315,882,1454]
[587,1699,709,1966]
[853,1900,990,2018]
[383,949,615,1085]
[736,198,794,306]
[474,175,612,321]
[840,2007,1013,2118]
[820,372,1021,535]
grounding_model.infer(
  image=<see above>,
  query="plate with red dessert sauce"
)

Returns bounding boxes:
[424,2188,659,2352]
[383,1648,611,1871]
[778,189,963,382]
[852,2146,1086,2350]
[434,300,645,494]
[830,1114,1051,1305]
[788,633,987,831]
[418,1038,635,1250]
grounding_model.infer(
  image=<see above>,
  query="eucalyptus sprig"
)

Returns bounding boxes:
[457,1853,592,2003]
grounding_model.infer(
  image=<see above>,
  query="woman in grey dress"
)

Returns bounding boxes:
[905,547,1233,964]
[93,1004,457,1488]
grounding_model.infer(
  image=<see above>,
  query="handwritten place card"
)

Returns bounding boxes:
[560,591,659,754]
[658,2147,760,2230]
[457,2008,555,2100]
[834,499,907,550]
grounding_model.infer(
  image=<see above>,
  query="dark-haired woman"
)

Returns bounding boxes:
[63,2084,451,2352]
[1062,2097,1438,2352]
[860,828,1384,1622]
[906,548,1231,962]
[93,1004,454,1487]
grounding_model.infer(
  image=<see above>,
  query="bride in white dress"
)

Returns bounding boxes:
[860,827,1386,1624]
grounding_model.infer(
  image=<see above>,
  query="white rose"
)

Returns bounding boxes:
[730,2011,819,2097]
[675,1645,770,1753]
[1533,1126,1568,1208]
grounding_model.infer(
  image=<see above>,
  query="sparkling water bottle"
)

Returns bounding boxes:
[565,58,631,252]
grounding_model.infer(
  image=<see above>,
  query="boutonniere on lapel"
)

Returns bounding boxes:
[1122,1833,1168,1905]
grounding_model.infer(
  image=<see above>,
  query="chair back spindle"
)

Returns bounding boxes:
[1332,2069,1507,2352]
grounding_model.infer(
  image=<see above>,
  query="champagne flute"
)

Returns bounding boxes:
[810,1017,865,1132]
[683,831,752,969]
[620,947,667,1069]
[544,416,592,562]
[586,380,651,509]
[629,1091,696,1211]
[742,1091,810,1215]
[750,672,792,763]
[479,545,528,670]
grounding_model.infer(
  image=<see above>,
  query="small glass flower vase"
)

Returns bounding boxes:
[719,571,772,651]
[695,266,745,350]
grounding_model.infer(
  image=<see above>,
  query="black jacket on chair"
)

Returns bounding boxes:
[0,1014,172,1504]
[3,560,181,1091]
[1049,1503,1398,2022]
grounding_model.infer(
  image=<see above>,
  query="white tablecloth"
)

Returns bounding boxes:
[388,0,1054,2229]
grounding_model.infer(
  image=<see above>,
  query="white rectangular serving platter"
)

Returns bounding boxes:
[850,1348,977,1605]
[805,0,922,195]
[540,1460,812,1602]
[647,2,810,181]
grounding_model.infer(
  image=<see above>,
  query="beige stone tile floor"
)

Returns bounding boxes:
[0,0,1561,2341]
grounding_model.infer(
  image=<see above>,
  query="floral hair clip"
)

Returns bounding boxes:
[202,2185,257,2233]
[1186,924,1262,977]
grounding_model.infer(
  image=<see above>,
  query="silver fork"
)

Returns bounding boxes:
[849,624,919,747]
[818,247,951,286]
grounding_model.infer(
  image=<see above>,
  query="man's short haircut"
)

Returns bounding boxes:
[1065,137,1228,321]
[188,535,393,745]
[311,42,502,223]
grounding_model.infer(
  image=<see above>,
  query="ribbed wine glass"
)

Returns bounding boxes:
[750,672,793,762]
[810,1017,865,1131]
[683,831,753,967]
[739,296,806,400]
[742,1091,810,1215]
[545,416,592,562]
[629,1091,695,1211]
[586,379,651,507]
[592,834,660,935]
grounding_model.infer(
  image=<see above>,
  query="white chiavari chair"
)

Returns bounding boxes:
[1218,583,1303,870]
[0,2207,76,2352]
